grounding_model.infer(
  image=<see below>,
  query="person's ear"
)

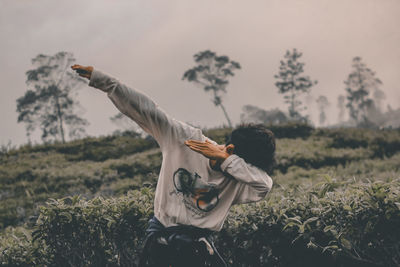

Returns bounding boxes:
[226,144,235,155]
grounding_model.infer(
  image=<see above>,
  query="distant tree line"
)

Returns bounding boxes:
[16,49,397,145]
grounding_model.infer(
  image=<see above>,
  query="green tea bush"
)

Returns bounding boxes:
[31,189,153,267]
[0,226,45,267]
[9,134,157,162]
[266,123,314,139]
[2,180,399,267]
[315,128,373,148]
[275,138,372,173]
[315,128,400,157]
[219,178,400,266]
[0,144,161,228]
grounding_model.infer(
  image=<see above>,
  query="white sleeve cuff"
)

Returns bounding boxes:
[220,154,239,172]
[88,69,110,92]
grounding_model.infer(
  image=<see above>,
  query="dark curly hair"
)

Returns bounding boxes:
[226,124,276,173]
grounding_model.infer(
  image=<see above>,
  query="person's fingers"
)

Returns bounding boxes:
[186,143,206,150]
[187,143,209,150]
[71,64,82,70]
[189,141,210,148]
[186,140,203,144]
[185,141,204,148]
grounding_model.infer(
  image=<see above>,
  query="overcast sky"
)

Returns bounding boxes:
[1,0,399,146]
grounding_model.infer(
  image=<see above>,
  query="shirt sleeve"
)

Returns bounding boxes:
[220,154,273,204]
[89,69,202,150]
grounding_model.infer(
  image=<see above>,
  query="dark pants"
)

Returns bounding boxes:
[138,217,227,267]
[139,234,216,267]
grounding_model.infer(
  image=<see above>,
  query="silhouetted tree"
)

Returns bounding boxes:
[373,88,385,112]
[16,52,88,143]
[182,50,241,127]
[337,95,346,123]
[241,105,288,125]
[274,48,317,121]
[316,95,329,126]
[344,57,383,126]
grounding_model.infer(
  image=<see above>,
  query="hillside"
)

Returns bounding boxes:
[1,124,400,266]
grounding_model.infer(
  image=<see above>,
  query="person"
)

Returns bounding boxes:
[71,64,276,267]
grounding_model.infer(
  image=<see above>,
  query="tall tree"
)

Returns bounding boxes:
[274,48,317,121]
[316,95,330,126]
[344,57,383,126]
[16,52,88,143]
[182,50,241,128]
[337,95,346,123]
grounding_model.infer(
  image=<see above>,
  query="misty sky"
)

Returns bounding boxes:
[1,0,399,146]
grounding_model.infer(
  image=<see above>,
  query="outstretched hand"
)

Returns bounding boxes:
[185,140,230,162]
[71,64,93,80]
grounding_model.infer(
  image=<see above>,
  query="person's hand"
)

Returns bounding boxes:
[71,64,93,80]
[185,140,230,163]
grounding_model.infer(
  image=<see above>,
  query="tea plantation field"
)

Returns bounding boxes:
[1,124,399,266]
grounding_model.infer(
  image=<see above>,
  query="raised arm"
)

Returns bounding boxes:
[220,155,273,204]
[185,139,273,203]
[71,65,201,149]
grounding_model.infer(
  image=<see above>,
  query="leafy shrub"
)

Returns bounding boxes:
[219,178,400,266]
[275,138,373,173]
[0,226,46,267]
[31,189,154,267]
[2,180,399,267]
[315,128,400,157]
[315,128,373,148]
[3,128,399,229]
[9,134,157,162]
[266,123,314,139]
[370,132,400,158]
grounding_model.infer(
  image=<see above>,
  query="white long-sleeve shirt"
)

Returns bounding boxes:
[89,70,273,231]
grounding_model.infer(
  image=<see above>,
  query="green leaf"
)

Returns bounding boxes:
[340,237,352,250]
[59,212,72,222]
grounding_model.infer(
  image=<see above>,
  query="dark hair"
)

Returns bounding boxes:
[226,124,276,173]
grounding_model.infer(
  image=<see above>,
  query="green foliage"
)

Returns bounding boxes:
[182,50,241,127]
[16,52,89,143]
[315,128,400,157]
[0,226,45,267]
[0,134,158,228]
[274,49,317,121]
[267,122,313,139]
[275,137,373,173]
[1,126,400,229]
[220,178,400,266]
[1,180,399,266]
[344,57,384,127]
[13,134,157,161]
[1,126,400,266]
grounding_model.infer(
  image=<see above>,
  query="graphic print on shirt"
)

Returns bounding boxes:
[173,168,220,214]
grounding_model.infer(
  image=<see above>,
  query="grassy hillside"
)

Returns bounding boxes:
[1,124,400,266]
